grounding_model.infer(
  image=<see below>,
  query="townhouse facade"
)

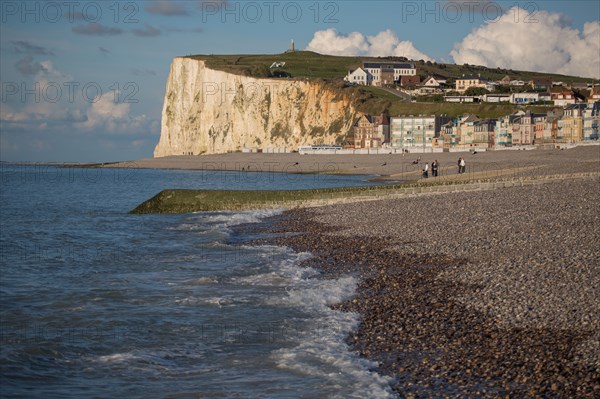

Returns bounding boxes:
[472,119,496,148]
[558,104,585,143]
[353,114,390,148]
[346,104,598,152]
[511,111,546,145]
[496,114,517,146]
[389,115,451,150]
[540,109,563,143]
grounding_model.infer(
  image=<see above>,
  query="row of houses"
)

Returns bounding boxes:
[344,63,595,92]
[352,102,600,150]
[443,86,600,106]
[344,63,599,106]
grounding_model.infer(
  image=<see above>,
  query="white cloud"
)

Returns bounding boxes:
[306,28,433,61]
[76,94,153,134]
[2,60,156,137]
[451,7,600,79]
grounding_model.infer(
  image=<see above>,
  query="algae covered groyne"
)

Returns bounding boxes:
[130,172,598,214]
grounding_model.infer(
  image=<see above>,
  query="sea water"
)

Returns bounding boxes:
[0,165,395,398]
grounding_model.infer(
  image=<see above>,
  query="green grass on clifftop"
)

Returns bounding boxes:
[184,51,595,118]
[188,51,364,79]
[187,51,594,83]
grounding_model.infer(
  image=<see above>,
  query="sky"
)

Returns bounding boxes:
[1,0,599,162]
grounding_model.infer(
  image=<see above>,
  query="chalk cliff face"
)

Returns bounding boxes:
[154,57,357,157]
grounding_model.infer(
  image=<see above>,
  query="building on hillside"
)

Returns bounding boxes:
[510,92,539,104]
[353,114,390,148]
[416,75,447,94]
[583,101,599,140]
[551,88,576,107]
[345,62,416,87]
[389,114,451,150]
[509,80,526,86]
[422,75,447,87]
[538,92,552,102]
[569,82,590,90]
[530,78,553,91]
[444,95,479,103]
[455,74,495,93]
[400,75,421,87]
[345,67,371,86]
[416,86,444,95]
[587,86,600,103]
[498,75,512,85]
[482,93,510,103]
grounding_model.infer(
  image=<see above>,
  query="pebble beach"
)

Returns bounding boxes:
[245,146,600,397]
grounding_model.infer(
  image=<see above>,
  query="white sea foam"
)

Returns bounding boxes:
[96,352,137,363]
[174,295,236,307]
[271,274,395,398]
[233,249,314,287]
[192,209,283,225]
[169,209,283,239]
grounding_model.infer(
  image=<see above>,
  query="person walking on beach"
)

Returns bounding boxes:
[431,160,439,177]
[423,162,429,178]
[459,157,466,174]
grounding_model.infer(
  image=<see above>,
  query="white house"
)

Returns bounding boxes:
[422,75,447,87]
[344,67,371,86]
[346,62,416,86]
[551,88,576,107]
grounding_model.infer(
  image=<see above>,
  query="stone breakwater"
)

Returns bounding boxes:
[248,177,600,397]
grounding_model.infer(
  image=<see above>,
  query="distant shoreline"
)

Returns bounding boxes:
[5,144,598,183]
[102,144,598,181]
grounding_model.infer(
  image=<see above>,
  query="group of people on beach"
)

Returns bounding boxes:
[420,158,466,178]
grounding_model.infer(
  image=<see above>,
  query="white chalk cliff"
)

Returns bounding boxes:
[154,57,357,157]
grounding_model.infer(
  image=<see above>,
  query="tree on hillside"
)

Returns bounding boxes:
[493,85,511,94]
[464,87,490,96]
